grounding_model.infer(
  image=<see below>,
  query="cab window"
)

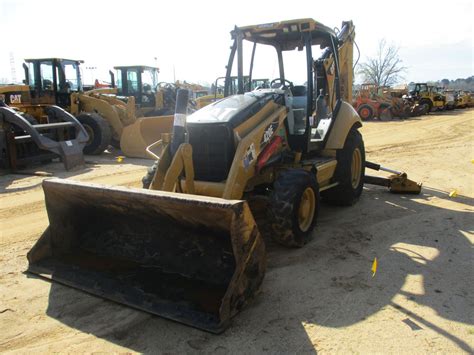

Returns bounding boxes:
[114,69,123,91]
[27,62,36,88]
[142,69,156,93]
[40,62,54,90]
[127,70,138,93]
[62,63,79,91]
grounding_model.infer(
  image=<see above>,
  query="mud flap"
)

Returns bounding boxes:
[27,178,266,333]
[120,115,174,158]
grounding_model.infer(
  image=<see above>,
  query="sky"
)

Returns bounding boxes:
[0,0,472,86]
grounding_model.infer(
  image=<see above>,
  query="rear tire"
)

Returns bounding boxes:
[77,113,111,155]
[267,169,319,248]
[321,128,365,206]
[142,160,159,188]
[357,104,374,120]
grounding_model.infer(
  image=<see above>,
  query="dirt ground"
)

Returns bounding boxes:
[1,109,473,353]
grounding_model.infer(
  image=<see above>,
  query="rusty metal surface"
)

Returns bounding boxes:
[27,178,266,333]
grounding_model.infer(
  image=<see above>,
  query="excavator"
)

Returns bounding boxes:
[27,19,421,333]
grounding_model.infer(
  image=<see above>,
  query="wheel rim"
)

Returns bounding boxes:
[298,187,316,232]
[351,148,362,189]
[360,108,370,119]
[83,124,94,145]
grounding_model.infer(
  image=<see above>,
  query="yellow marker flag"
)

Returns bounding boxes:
[371,257,378,277]
[116,156,125,163]
[449,190,458,198]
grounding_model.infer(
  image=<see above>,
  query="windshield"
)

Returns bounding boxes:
[61,61,81,91]
[228,39,324,93]
[142,68,157,92]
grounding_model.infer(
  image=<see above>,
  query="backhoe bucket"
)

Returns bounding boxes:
[27,178,266,333]
[120,115,174,158]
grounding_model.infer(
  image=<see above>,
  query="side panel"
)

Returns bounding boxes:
[0,85,32,107]
[324,101,362,150]
[223,103,287,199]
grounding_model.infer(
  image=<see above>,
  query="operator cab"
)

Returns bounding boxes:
[23,58,83,107]
[408,83,429,96]
[222,19,353,153]
[113,65,159,108]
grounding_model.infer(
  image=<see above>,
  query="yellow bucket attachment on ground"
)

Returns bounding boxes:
[27,178,266,333]
[120,115,174,158]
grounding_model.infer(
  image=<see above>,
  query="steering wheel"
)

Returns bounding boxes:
[270,78,294,90]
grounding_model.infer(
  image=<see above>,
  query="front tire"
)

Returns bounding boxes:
[267,169,320,248]
[77,113,111,155]
[321,128,365,206]
[419,99,432,114]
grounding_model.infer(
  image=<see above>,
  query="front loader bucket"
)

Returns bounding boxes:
[120,115,174,158]
[27,178,266,333]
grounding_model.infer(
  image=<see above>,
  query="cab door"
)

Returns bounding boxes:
[36,60,57,105]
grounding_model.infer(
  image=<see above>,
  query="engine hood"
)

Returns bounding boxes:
[187,90,283,128]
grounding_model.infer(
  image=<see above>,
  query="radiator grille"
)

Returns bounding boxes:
[187,124,235,182]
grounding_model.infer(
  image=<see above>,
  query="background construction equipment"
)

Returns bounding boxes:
[0,102,88,170]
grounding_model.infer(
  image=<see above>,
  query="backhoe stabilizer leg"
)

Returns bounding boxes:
[365,161,422,194]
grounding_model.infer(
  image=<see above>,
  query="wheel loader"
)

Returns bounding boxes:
[408,83,446,112]
[109,66,210,114]
[27,19,421,333]
[109,65,175,116]
[0,58,173,158]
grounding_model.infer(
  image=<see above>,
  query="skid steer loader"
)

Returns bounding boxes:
[27,19,421,333]
[0,58,173,158]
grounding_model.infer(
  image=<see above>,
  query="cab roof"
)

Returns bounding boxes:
[232,18,337,51]
[114,65,159,72]
[25,58,83,63]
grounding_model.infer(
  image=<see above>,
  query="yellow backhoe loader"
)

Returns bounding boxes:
[0,59,173,158]
[27,19,421,333]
